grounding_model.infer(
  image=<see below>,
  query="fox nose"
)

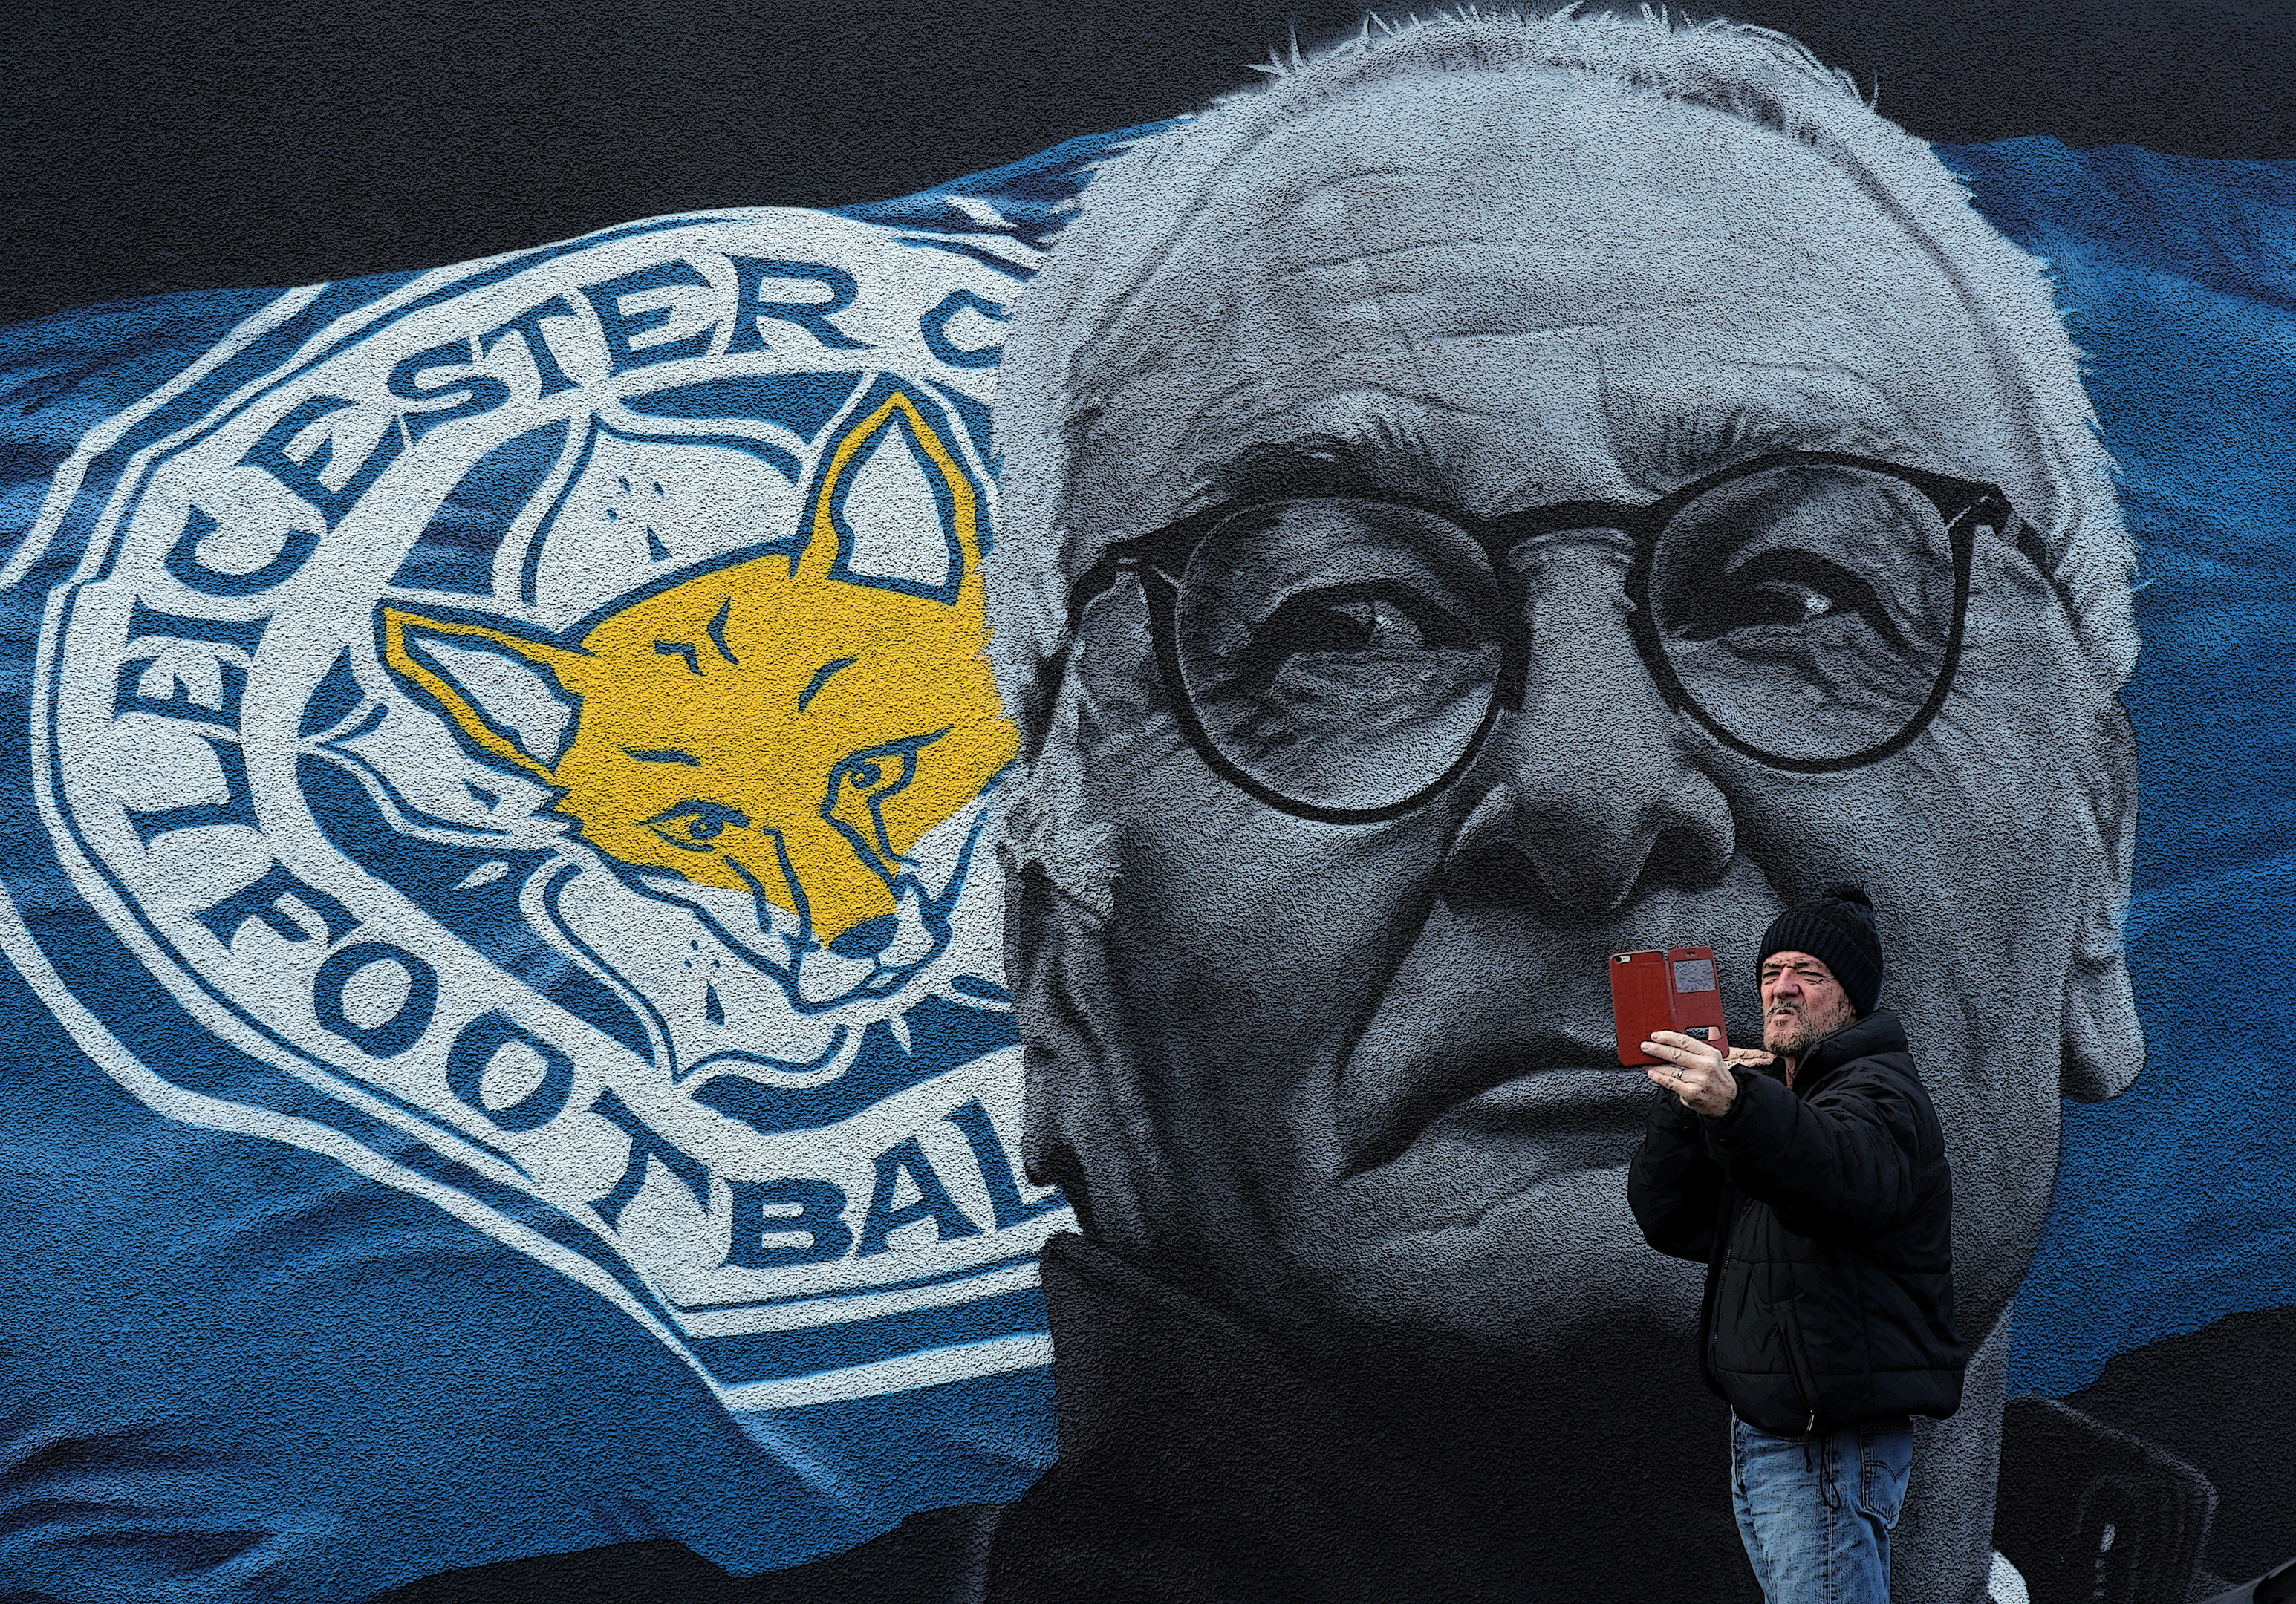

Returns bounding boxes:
[826,913,898,959]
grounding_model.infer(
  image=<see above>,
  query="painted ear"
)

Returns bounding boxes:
[798,380,981,601]
[2063,699,2145,1101]
[379,606,586,781]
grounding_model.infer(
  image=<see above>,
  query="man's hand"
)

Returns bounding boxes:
[1642,1031,1759,1118]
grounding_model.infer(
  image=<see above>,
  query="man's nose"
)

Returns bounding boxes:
[1443,536,1733,913]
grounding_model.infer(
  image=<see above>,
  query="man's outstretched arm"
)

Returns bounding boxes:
[1636,1028,1926,1242]
[1628,1089,1727,1261]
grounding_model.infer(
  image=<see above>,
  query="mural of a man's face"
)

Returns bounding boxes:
[1009,68,2136,1382]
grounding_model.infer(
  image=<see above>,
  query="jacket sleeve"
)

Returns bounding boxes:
[1699,1059,1925,1242]
[1628,1087,1726,1261]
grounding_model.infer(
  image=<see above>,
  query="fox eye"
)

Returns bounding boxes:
[831,743,920,801]
[642,798,751,852]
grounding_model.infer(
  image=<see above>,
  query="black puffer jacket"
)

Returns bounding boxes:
[1629,1010,1965,1435]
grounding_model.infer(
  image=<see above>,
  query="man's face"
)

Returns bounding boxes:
[1022,71,2121,1375]
[1759,951,1858,1060]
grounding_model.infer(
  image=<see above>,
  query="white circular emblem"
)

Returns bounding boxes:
[22,207,1070,1409]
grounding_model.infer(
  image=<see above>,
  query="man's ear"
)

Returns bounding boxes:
[2063,697,2144,1101]
[379,607,586,782]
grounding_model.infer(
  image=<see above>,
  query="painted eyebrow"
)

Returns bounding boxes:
[1201,414,1873,519]
[654,639,702,675]
[1203,432,1453,507]
[623,746,701,765]
[1640,411,1860,483]
[799,656,858,711]
[706,597,739,665]
[1607,366,1919,486]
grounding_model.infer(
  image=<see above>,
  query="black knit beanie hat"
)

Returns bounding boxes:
[1757,884,1882,1016]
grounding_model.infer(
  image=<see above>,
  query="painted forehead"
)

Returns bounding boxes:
[1061,71,2019,529]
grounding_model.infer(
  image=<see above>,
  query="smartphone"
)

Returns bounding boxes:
[1611,947,1730,1066]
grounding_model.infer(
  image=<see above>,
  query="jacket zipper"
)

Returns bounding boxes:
[1779,1301,1821,1433]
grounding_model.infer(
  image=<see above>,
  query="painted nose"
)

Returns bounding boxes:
[827,913,898,959]
[1446,537,1734,912]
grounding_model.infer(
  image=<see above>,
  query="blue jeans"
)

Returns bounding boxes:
[1731,1414,1916,1603]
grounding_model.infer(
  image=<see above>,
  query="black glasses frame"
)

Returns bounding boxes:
[1061,450,2012,824]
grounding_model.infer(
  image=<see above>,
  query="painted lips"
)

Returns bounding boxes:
[1347,1041,1662,1179]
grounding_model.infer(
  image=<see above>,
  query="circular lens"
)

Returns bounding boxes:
[1173,499,1508,815]
[1649,464,1961,766]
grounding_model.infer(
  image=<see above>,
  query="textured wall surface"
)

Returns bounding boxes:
[1,25,2291,1604]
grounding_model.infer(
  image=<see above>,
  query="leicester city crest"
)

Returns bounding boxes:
[10,206,1070,1411]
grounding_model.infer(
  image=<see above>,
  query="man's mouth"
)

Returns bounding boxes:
[1328,874,1790,1188]
[1336,1057,1664,1228]
[1342,1034,1651,1178]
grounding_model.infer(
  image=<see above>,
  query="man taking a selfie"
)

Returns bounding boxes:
[1632,885,1965,1604]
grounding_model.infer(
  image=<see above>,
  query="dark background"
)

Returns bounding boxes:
[4,0,2295,328]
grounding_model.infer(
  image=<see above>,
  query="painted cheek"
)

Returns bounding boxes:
[878,722,1019,853]
[590,816,746,891]
[1076,607,1445,1010]
[776,824,903,945]
[1122,798,1445,1027]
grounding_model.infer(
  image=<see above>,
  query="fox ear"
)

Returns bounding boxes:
[380,607,585,780]
[797,382,982,599]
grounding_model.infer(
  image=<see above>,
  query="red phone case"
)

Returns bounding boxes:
[1611,947,1729,1066]
[1611,951,1673,1066]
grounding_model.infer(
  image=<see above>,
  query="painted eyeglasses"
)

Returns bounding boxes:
[1062,451,2019,824]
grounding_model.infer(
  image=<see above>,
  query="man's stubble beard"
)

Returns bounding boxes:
[1763,1006,1814,1059]
[1763,994,1856,1060]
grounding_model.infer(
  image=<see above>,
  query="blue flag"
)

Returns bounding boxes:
[0,128,2289,1601]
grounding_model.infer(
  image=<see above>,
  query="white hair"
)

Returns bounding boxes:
[986,7,2139,912]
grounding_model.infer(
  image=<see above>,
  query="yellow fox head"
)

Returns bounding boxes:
[380,384,1016,1010]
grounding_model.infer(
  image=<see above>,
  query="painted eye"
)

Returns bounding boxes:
[834,747,917,800]
[642,799,751,852]
[1671,549,1910,652]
